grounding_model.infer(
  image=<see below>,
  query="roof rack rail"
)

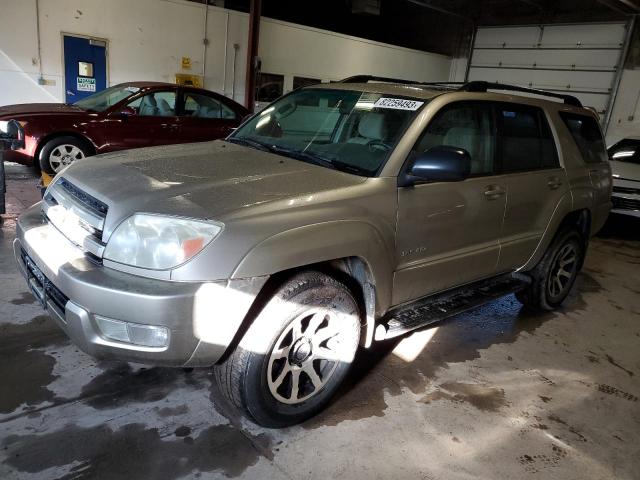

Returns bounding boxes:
[460,81,582,107]
[338,75,583,107]
[340,75,420,85]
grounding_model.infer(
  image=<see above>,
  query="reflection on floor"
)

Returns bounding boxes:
[1,163,639,479]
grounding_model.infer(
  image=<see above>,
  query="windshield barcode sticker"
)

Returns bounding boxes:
[374,98,424,111]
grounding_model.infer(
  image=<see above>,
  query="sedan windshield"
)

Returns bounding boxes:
[73,84,141,112]
[229,88,425,176]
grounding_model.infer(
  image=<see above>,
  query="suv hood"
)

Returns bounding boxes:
[0,103,85,118]
[60,141,367,232]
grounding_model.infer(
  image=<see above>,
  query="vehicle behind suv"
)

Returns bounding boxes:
[15,76,611,427]
[607,137,640,217]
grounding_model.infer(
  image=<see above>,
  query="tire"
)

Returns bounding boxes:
[38,136,92,174]
[214,271,361,428]
[516,228,585,311]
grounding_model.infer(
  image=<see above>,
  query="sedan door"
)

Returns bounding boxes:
[394,102,506,305]
[105,89,180,150]
[178,90,240,142]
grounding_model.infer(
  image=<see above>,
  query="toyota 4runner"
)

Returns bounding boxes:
[15,76,612,427]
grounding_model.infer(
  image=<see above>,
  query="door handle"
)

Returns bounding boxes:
[484,185,506,200]
[547,177,563,189]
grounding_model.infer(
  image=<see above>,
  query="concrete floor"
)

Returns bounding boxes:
[1,163,639,480]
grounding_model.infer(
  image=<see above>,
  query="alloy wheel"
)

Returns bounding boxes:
[49,144,85,172]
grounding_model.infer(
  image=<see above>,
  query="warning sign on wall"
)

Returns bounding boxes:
[77,77,96,92]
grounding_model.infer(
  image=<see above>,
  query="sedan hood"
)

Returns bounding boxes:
[60,141,366,233]
[611,160,640,181]
[0,103,85,118]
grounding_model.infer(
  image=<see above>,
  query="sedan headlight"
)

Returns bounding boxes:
[104,214,223,270]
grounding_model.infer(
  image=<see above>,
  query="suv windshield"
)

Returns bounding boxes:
[229,88,425,176]
[73,85,141,112]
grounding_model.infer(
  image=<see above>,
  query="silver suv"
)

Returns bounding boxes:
[15,77,612,427]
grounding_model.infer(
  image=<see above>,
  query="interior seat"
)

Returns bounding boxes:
[138,95,158,116]
[157,98,175,117]
[348,113,388,144]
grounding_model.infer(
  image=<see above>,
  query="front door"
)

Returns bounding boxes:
[393,101,506,306]
[63,35,107,103]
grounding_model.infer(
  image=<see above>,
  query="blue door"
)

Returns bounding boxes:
[63,35,107,103]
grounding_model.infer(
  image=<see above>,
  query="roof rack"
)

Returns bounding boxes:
[460,81,582,107]
[337,75,583,107]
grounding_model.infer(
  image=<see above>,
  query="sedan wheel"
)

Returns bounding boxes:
[48,144,86,172]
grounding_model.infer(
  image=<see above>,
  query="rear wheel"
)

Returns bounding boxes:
[516,228,584,311]
[39,136,92,174]
[214,271,361,428]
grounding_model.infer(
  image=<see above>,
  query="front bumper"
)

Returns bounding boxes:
[15,204,267,366]
[611,178,640,218]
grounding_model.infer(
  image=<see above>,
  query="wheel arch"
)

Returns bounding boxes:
[35,131,97,163]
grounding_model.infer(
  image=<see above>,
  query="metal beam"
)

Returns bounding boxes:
[616,0,640,12]
[406,0,473,21]
[596,0,634,15]
[244,0,261,112]
[515,0,545,11]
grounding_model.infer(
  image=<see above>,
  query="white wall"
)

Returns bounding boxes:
[0,0,452,107]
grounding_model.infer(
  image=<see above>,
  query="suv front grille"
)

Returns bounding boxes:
[22,249,69,314]
[612,196,640,211]
[612,185,640,195]
[43,178,108,261]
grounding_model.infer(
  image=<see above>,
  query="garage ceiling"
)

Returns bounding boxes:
[207,0,639,56]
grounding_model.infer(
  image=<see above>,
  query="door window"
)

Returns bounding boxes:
[559,112,607,164]
[182,92,237,119]
[414,102,495,176]
[128,91,177,117]
[498,105,559,172]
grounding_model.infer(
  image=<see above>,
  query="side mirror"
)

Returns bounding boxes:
[118,106,137,117]
[401,145,471,186]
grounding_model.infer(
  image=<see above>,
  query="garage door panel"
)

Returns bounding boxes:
[468,68,614,91]
[468,23,628,123]
[471,49,617,71]
[474,26,540,48]
[540,24,626,48]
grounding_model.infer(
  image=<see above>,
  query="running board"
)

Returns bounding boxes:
[377,273,531,341]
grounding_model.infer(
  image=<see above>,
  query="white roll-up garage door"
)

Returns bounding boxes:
[467,23,631,127]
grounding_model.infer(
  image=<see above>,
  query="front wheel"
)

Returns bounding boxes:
[39,136,91,174]
[214,271,361,428]
[516,228,585,311]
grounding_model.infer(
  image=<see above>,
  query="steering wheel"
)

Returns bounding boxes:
[367,140,392,152]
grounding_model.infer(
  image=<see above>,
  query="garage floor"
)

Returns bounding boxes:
[1,164,639,480]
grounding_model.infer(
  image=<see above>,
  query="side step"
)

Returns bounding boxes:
[377,273,531,341]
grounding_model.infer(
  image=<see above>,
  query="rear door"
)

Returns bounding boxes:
[63,35,107,103]
[495,103,569,271]
[178,90,239,142]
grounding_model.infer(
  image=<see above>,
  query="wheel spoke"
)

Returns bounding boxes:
[272,364,290,390]
[305,311,326,336]
[271,345,290,360]
[314,346,337,362]
[290,369,301,401]
[558,268,572,279]
[302,363,323,390]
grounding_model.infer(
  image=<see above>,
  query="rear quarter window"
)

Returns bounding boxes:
[559,112,607,164]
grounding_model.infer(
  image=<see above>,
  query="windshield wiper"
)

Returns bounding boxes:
[226,137,270,152]
[268,146,371,176]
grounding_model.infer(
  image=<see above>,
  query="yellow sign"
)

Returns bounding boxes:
[175,73,203,88]
[181,56,192,70]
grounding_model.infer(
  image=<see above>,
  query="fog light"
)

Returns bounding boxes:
[95,316,169,348]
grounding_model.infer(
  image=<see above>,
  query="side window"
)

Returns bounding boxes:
[414,102,495,176]
[127,91,177,117]
[183,92,237,120]
[498,105,558,172]
[559,112,607,164]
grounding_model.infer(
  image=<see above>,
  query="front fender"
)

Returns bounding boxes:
[231,220,395,314]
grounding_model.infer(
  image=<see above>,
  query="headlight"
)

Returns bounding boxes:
[103,214,223,270]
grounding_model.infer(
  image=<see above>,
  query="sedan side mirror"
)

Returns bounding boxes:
[400,145,471,186]
[118,106,137,117]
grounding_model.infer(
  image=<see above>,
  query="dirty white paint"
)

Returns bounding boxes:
[0,0,451,107]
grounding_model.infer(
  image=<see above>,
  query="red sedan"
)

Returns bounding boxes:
[0,82,249,173]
